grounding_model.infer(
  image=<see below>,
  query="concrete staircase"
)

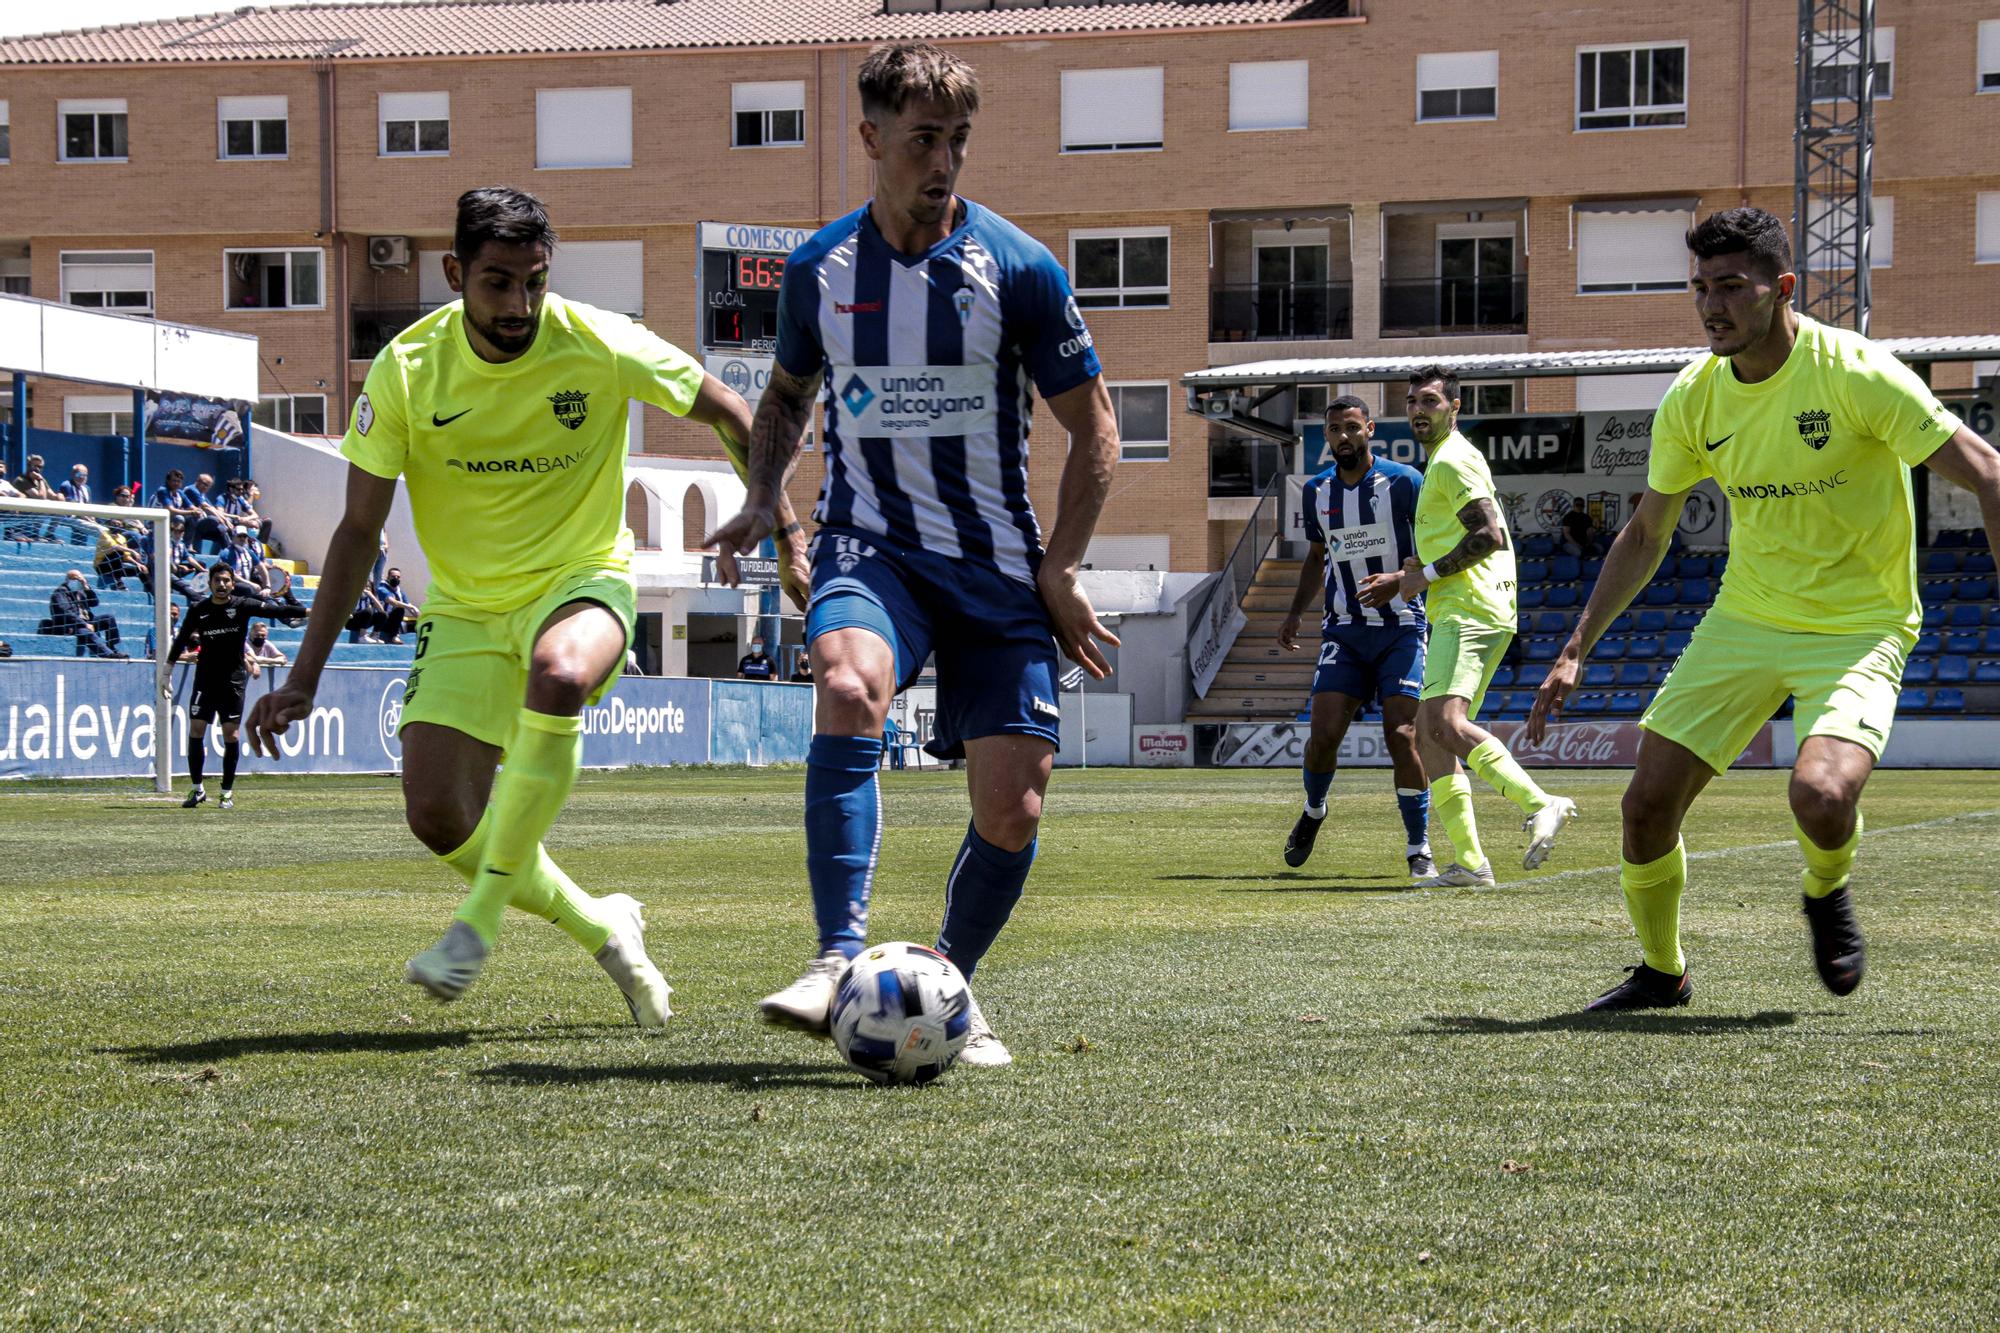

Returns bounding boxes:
[1185,556,1315,722]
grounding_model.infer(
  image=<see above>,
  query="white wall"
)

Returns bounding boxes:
[250,425,427,598]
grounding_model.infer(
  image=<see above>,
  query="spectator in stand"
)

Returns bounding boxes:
[93,523,149,589]
[0,460,25,543]
[1559,498,1604,559]
[789,653,814,683]
[42,568,128,658]
[221,477,274,545]
[141,516,207,602]
[371,527,390,588]
[147,602,182,659]
[105,485,147,538]
[347,582,394,644]
[225,525,268,592]
[14,454,62,542]
[152,469,230,552]
[59,463,93,506]
[259,556,305,609]
[736,635,775,681]
[194,473,238,549]
[374,566,417,644]
[0,458,20,499]
[247,621,287,669]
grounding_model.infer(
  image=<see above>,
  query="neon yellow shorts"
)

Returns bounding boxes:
[398,567,636,750]
[1422,619,1512,719]
[1640,610,1909,775]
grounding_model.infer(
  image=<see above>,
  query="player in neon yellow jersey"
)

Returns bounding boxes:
[1532,207,2000,1010]
[247,187,808,1022]
[1361,366,1578,888]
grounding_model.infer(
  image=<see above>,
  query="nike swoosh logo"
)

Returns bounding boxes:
[431,409,472,427]
[1703,434,1733,452]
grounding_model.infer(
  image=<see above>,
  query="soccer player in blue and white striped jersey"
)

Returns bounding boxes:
[708,43,1123,1067]
[1278,396,1434,878]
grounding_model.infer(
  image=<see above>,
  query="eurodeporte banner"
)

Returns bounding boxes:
[0,661,765,780]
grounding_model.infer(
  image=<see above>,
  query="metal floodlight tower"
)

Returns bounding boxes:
[1794,0,1875,333]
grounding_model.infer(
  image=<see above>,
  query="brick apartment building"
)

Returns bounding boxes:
[2,0,1997,574]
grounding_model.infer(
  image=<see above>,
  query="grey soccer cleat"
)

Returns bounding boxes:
[1415,860,1498,889]
[405,920,490,1002]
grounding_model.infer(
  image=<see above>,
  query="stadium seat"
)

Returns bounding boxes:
[1665,630,1693,656]
[1583,663,1615,687]
[1965,551,1996,576]
[1914,631,1941,656]
[1616,662,1651,687]
[1533,611,1567,635]
[1517,664,1550,688]
[1650,663,1674,685]
[1572,692,1608,715]
[1990,607,2000,626]
[1628,634,1664,659]
[1519,585,1545,608]
[1985,628,2000,655]
[1670,609,1702,631]
[1958,578,1994,601]
[1922,580,1954,605]
[1938,529,1970,548]
[1922,606,1944,631]
[1937,655,1971,684]
[1924,550,1960,575]
[1635,610,1668,634]
[1678,578,1714,603]
[1975,661,2000,684]
[1609,612,1635,635]
[1903,658,1936,684]
[1520,534,1556,558]
[1899,688,1928,711]
[1949,604,1983,629]
[1596,637,1625,660]
[1517,613,1533,634]
[1947,631,1982,655]
[1489,665,1515,689]
[1545,584,1579,608]
[1610,691,1643,714]
[1525,638,1559,662]
[1549,554,1581,582]
[1931,688,1966,713]
[1518,559,1550,583]
[1644,582,1675,605]
[1582,557,1605,580]
[1677,555,1712,578]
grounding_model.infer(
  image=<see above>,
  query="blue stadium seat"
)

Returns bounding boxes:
[1583,662,1615,687]
[1923,550,1960,575]
[1616,662,1651,687]
[1504,691,1535,716]
[1525,638,1559,662]
[1914,631,1942,656]
[1550,554,1581,582]
[1898,688,1928,711]
[1489,665,1515,689]
[1519,585,1546,608]
[1609,612,1635,635]
[1670,609,1702,631]
[1947,631,1982,655]
[1922,605,1944,631]
[1931,688,1966,713]
[1572,692,1609,715]
[1635,610,1668,634]
[1937,655,1971,684]
[1627,634,1664,659]
[1903,657,1936,684]
[1517,613,1534,634]
[1582,557,1605,580]
[1949,604,1983,629]
[1678,578,1714,603]
[1990,607,2000,626]
[1644,582,1676,605]
[1610,691,1644,714]
[1922,580,1955,605]
[1533,611,1567,635]
[1520,534,1556,558]
[1545,584,1579,609]
[1938,529,1971,548]
[1957,578,1993,601]
[1965,551,1996,576]
[1976,661,2000,684]
[1664,630,1693,656]
[1596,637,1626,660]
[1517,664,1550,688]
[1518,559,1550,583]
[1677,555,1712,578]
[1985,628,2000,654]
[1651,662,1674,685]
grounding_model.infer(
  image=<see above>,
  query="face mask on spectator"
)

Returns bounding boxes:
[752,641,765,655]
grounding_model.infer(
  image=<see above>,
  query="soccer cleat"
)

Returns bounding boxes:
[405,920,490,1002]
[1415,860,1496,889]
[1587,962,1693,1011]
[181,786,206,809]
[1802,886,1867,997]
[1522,796,1579,870]
[218,790,234,810]
[593,892,673,1028]
[1407,850,1437,880]
[957,992,1012,1068]
[1283,809,1325,868]
[757,949,847,1034]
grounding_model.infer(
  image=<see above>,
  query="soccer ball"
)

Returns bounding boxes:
[830,942,972,1086]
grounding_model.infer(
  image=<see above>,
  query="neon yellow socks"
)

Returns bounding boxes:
[1465,737,1551,815]
[1622,838,1687,976]
[455,709,594,948]
[436,805,611,953]
[1798,811,1862,899]
[1428,773,1486,872]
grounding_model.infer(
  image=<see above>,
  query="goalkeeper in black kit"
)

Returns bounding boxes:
[169,563,306,810]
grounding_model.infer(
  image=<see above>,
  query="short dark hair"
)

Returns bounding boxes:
[1407,364,1460,403]
[454,187,558,264]
[1686,207,1793,282]
[209,560,234,578]
[1326,394,1371,420]
[859,42,982,121]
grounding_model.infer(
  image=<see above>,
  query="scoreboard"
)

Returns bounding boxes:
[696,222,813,397]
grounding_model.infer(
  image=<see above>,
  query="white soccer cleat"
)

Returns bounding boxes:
[405,919,489,1001]
[1416,860,1497,889]
[758,949,847,1034]
[219,790,234,811]
[593,893,673,1029]
[957,992,1013,1068]
[1522,796,1579,870]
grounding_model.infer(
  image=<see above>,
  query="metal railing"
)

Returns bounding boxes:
[1208,282,1354,342]
[1380,274,1528,336]
[1185,467,1287,697]
[350,304,444,360]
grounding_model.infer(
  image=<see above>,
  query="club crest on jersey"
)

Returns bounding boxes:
[1796,409,1832,450]
[548,390,589,431]
[953,288,976,326]
[829,535,877,575]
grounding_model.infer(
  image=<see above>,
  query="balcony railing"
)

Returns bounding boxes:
[1209,282,1353,343]
[1380,275,1527,337]
[351,303,443,360]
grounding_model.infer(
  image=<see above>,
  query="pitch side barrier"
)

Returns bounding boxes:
[0,660,814,780]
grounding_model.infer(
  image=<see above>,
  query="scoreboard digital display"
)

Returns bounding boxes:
[696,222,813,360]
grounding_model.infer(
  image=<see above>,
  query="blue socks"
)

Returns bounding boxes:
[805,734,884,960]
[937,822,1036,980]
[1397,786,1431,852]
[1301,766,1335,817]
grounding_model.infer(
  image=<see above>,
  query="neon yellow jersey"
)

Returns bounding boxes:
[342,295,705,615]
[1649,316,1958,639]
[1416,430,1517,629]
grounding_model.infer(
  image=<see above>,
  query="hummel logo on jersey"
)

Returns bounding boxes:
[1031,697,1061,719]
[431,408,472,427]
[548,390,589,431]
[840,375,876,419]
[1796,409,1832,450]
[1703,434,1733,452]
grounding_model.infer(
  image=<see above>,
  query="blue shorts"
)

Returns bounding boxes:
[805,528,1061,760]
[1311,623,1427,705]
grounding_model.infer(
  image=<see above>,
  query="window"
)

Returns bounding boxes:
[1228,60,1307,132]
[217,95,287,159]
[1810,27,1893,101]
[1576,44,1687,130]
[1576,207,1691,293]
[1804,196,1893,269]
[379,91,450,156]
[225,249,323,310]
[0,101,9,163]
[254,394,328,434]
[60,99,129,161]
[1061,68,1163,152]
[537,87,632,168]
[547,239,645,315]
[66,397,136,436]
[60,251,153,313]
[1983,22,2000,92]
[1070,228,1169,309]
[1417,51,1498,121]
[1978,193,2000,264]
[732,81,805,148]
[0,256,27,297]
[1108,383,1170,462]
[1459,382,1516,415]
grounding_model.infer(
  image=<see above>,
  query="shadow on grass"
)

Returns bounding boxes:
[1160,872,1401,882]
[101,1023,626,1065]
[473,1060,851,1090]
[1214,881,1415,895]
[1417,1010,1799,1036]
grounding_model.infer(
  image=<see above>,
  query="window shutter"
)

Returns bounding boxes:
[1577,210,1688,288]
[732,81,805,114]
[549,240,645,315]
[380,92,449,122]
[1229,61,1307,131]
[1977,193,2000,264]
[537,88,632,168]
[1416,51,1498,92]
[1061,68,1163,149]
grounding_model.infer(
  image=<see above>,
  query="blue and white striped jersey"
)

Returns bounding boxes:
[1300,457,1426,631]
[774,200,1102,585]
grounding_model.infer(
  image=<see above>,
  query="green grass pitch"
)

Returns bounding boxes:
[3,766,1997,1329]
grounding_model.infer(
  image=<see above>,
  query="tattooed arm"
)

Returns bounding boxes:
[1357,498,1507,608]
[703,363,823,593]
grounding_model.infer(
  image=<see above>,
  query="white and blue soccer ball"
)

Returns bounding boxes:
[830,942,972,1086]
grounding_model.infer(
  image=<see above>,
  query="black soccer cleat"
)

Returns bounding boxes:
[1802,885,1867,997]
[1587,962,1692,1011]
[1283,809,1325,868]
[181,786,207,809]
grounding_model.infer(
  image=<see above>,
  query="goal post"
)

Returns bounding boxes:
[1,495,172,792]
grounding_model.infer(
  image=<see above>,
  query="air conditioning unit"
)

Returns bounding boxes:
[367,236,411,270]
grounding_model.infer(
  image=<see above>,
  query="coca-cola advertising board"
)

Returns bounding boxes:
[1211,719,1773,769]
